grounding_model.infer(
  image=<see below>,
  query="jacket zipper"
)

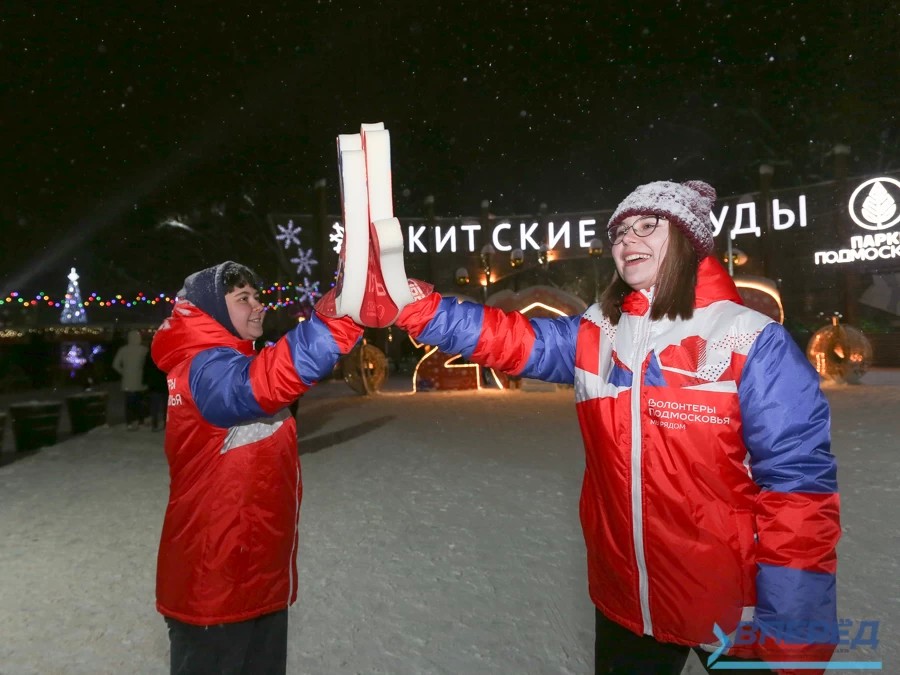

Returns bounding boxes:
[630,293,653,635]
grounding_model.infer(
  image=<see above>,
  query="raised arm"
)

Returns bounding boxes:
[397,293,580,384]
[191,314,361,427]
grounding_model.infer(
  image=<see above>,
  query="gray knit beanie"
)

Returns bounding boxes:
[607,180,717,258]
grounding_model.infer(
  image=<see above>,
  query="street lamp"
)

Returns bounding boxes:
[510,248,525,268]
[722,247,748,273]
[480,243,495,303]
[537,244,549,270]
[455,267,470,287]
[508,248,525,292]
[588,237,604,302]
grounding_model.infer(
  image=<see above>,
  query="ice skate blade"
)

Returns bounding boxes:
[334,138,369,323]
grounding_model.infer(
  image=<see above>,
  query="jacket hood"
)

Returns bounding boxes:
[693,255,743,308]
[178,261,263,339]
[151,300,256,373]
[622,255,743,316]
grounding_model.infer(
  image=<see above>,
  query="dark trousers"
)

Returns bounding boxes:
[147,390,167,429]
[124,391,145,425]
[595,610,774,674]
[165,609,288,675]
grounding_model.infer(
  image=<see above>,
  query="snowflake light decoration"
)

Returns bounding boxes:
[276,220,303,249]
[270,217,321,311]
[296,278,321,305]
[290,248,318,276]
[330,221,344,254]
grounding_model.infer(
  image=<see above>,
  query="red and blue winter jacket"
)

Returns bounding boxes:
[151,301,360,625]
[398,257,840,666]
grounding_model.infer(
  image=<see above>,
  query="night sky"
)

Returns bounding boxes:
[1,2,897,297]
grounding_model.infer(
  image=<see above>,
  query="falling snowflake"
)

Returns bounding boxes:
[296,278,321,305]
[276,220,303,249]
[290,248,318,276]
[329,221,344,254]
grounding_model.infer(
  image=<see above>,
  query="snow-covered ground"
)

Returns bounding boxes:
[0,370,897,674]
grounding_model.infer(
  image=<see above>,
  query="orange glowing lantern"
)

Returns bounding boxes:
[806,315,873,384]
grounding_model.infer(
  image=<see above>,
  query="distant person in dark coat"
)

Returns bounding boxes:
[143,352,168,431]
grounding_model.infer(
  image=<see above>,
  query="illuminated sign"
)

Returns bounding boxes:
[815,177,900,265]
[330,199,812,253]
[334,217,602,255]
[318,175,899,259]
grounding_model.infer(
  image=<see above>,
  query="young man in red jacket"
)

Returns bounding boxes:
[151,261,361,675]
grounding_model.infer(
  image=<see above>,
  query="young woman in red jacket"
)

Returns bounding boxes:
[392,181,840,675]
[152,261,361,675]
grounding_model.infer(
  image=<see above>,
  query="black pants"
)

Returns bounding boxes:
[595,610,774,674]
[147,390,167,429]
[165,609,288,675]
[124,391,145,426]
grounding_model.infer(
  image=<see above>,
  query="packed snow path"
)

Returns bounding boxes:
[0,372,897,674]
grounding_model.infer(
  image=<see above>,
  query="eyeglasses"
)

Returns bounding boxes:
[607,215,662,245]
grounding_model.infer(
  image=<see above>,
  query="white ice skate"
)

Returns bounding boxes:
[332,122,415,328]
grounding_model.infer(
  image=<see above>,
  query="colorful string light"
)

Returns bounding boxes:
[0,282,319,312]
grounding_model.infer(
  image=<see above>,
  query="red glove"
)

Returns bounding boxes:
[315,278,433,325]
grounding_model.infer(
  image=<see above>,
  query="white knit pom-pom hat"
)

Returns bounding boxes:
[607,180,717,258]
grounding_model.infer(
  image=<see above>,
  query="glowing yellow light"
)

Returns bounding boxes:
[733,279,784,324]
[518,301,569,317]
[410,340,440,393]
[409,335,505,392]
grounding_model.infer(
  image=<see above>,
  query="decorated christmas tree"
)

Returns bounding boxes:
[60,267,88,324]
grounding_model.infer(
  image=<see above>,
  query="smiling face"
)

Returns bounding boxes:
[225,284,265,341]
[610,215,671,291]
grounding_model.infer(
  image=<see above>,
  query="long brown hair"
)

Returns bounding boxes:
[599,223,699,324]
